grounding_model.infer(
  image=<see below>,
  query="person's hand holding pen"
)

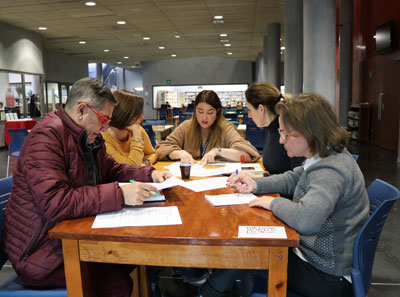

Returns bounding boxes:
[227,170,257,193]
[120,180,159,206]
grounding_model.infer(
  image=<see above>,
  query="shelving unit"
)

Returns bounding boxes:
[347,103,371,141]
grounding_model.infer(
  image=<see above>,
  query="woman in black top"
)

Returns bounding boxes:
[245,82,304,174]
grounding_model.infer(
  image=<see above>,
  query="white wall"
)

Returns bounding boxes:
[127,56,253,119]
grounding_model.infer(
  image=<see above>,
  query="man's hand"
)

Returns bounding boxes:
[120,182,158,206]
[151,170,172,183]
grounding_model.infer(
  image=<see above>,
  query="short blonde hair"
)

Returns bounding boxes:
[275,93,349,157]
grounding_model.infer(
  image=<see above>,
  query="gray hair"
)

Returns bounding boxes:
[65,77,116,111]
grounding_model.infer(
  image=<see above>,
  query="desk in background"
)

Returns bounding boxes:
[152,124,173,143]
[4,119,37,147]
[49,161,299,297]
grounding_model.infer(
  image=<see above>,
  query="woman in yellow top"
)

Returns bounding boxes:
[102,89,157,166]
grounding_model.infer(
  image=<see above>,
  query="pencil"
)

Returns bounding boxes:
[129,179,160,196]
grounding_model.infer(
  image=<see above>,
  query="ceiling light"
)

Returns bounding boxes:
[103,49,110,52]
[226,52,233,55]
[174,35,181,39]
[213,20,224,25]
[85,1,96,6]
[219,33,227,37]
[124,56,129,59]
[224,43,231,47]
[158,46,165,50]
[38,27,47,31]
[117,61,122,64]
[280,46,285,50]
[220,39,229,43]
[214,16,223,20]
[117,21,126,25]
[143,37,150,40]
[171,54,177,57]
[79,41,86,44]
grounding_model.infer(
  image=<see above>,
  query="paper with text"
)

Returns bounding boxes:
[205,193,257,206]
[238,226,287,239]
[180,177,228,192]
[92,206,182,228]
[165,162,240,177]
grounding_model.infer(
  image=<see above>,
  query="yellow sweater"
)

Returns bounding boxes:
[102,126,157,166]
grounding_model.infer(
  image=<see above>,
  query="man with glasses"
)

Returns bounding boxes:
[3,77,171,297]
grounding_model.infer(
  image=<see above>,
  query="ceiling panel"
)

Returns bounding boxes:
[0,0,285,63]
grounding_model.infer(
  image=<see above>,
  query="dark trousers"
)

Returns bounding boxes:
[199,249,353,297]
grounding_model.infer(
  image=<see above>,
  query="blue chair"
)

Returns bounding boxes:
[178,112,193,125]
[352,154,359,161]
[145,120,166,126]
[245,123,263,153]
[351,179,400,297]
[0,176,67,296]
[172,108,181,116]
[6,129,29,177]
[142,125,157,147]
[186,106,194,113]
[159,106,168,120]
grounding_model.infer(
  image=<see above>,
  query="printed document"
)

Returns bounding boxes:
[165,162,240,177]
[205,193,257,206]
[92,206,182,228]
[238,226,287,239]
[180,177,228,192]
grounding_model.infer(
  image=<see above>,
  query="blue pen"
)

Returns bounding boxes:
[129,179,160,196]
[236,169,239,175]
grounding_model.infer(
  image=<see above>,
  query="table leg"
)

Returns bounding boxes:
[62,239,86,297]
[268,246,288,297]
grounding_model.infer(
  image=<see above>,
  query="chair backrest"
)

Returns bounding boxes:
[159,106,168,117]
[352,154,359,161]
[351,179,400,297]
[172,108,181,116]
[142,125,156,147]
[145,120,166,126]
[0,177,13,269]
[7,129,28,156]
[245,123,264,150]
[366,178,400,214]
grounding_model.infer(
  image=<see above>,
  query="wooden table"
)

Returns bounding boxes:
[49,162,299,297]
[152,125,173,143]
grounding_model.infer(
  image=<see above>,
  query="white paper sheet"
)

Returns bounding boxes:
[92,206,182,228]
[119,176,184,191]
[237,226,287,239]
[180,177,228,192]
[204,193,257,206]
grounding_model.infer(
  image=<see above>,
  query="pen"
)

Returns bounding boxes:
[129,179,160,196]
[236,169,239,175]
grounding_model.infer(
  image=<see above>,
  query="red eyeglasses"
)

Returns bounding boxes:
[86,104,111,125]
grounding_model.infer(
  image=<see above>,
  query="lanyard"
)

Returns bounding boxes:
[200,135,211,158]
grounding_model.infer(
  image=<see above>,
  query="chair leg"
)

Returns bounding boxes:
[131,267,140,297]
[6,155,10,177]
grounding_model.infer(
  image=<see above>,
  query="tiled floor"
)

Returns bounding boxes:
[1,142,400,296]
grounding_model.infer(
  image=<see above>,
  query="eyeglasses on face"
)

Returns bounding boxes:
[277,128,297,142]
[86,104,111,125]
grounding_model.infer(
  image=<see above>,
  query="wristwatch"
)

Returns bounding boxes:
[217,147,222,156]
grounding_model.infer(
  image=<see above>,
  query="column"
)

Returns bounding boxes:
[256,53,265,82]
[263,36,268,81]
[303,0,336,106]
[96,63,103,81]
[267,23,281,87]
[284,0,303,95]
[338,0,353,126]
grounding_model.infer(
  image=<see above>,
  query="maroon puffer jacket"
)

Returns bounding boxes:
[2,107,154,286]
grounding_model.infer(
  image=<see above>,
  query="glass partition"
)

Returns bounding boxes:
[152,84,248,109]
